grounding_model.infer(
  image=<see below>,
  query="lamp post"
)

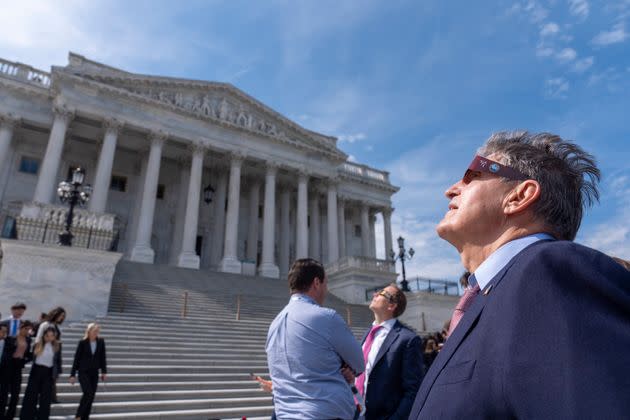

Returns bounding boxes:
[390,235,415,292]
[203,184,215,205]
[57,167,92,246]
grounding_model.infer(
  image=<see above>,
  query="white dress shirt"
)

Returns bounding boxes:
[360,318,396,394]
[35,343,55,368]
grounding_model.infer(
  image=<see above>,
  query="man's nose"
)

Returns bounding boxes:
[445,181,461,199]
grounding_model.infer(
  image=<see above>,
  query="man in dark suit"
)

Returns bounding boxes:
[354,283,423,419]
[0,302,26,338]
[409,131,630,419]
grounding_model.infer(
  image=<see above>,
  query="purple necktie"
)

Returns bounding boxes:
[355,325,383,396]
[448,283,480,336]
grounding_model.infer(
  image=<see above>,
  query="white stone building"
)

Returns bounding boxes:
[0,53,399,309]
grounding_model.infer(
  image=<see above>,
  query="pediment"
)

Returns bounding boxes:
[59,54,345,161]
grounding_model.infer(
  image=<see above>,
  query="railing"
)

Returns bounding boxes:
[365,277,460,301]
[15,204,118,251]
[408,277,460,296]
[0,58,51,87]
[340,162,390,183]
[327,256,395,275]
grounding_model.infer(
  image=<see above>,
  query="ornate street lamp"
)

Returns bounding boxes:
[203,184,215,204]
[390,235,415,292]
[57,167,92,246]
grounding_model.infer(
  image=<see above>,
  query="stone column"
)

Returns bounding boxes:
[219,153,244,274]
[130,131,166,263]
[383,207,393,261]
[295,172,309,259]
[309,194,321,261]
[258,162,280,278]
[370,212,377,258]
[326,182,339,263]
[89,118,122,213]
[0,114,18,174]
[169,160,189,265]
[246,180,261,262]
[337,197,346,258]
[279,187,291,276]
[177,143,205,269]
[33,105,74,204]
[209,171,228,268]
[361,202,370,257]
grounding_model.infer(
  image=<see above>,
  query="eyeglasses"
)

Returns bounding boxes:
[376,289,395,303]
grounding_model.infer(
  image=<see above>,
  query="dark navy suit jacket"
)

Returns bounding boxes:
[363,319,424,420]
[409,240,630,419]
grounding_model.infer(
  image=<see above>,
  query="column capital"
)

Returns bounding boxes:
[52,104,75,123]
[382,206,394,217]
[265,160,280,176]
[0,112,20,129]
[188,141,207,157]
[103,117,124,136]
[229,150,246,166]
[149,129,168,146]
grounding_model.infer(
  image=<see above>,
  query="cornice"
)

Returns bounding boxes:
[0,77,51,99]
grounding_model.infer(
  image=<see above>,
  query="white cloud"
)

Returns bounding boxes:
[571,56,594,72]
[347,154,357,162]
[338,133,367,143]
[545,77,570,99]
[523,1,549,23]
[536,45,555,57]
[568,0,590,19]
[540,22,560,37]
[556,47,577,62]
[581,174,630,259]
[592,23,628,46]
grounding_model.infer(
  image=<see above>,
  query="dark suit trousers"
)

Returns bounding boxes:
[76,370,99,420]
[20,364,53,420]
[1,359,25,420]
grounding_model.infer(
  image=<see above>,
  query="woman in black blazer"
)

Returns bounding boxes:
[70,323,107,420]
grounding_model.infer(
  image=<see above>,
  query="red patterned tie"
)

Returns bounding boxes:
[355,325,383,396]
[448,283,480,336]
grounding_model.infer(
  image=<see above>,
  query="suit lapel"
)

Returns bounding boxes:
[372,321,401,368]
[410,288,489,414]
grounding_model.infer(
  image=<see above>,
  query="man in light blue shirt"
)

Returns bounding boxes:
[266,258,364,419]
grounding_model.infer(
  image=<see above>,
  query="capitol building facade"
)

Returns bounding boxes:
[0,53,399,308]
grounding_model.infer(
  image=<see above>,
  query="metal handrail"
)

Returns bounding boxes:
[181,291,189,318]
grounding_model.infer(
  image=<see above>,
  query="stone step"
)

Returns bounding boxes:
[21,372,270,382]
[24,364,269,375]
[23,380,263,392]
[20,396,274,416]
[48,405,273,419]
[40,388,267,403]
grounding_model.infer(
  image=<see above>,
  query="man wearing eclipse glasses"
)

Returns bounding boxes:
[348,283,423,420]
[409,131,630,419]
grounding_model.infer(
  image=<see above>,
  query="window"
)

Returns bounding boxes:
[110,175,127,192]
[354,225,362,237]
[18,156,40,174]
[156,184,165,200]
[1,216,16,239]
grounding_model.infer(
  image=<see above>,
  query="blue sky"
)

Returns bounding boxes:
[1,0,628,280]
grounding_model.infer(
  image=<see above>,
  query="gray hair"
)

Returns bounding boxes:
[478,131,600,241]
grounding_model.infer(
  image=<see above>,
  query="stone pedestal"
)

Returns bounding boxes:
[399,292,459,334]
[326,256,397,304]
[0,240,122,321]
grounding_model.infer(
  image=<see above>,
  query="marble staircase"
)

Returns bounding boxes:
[17,260,373,419]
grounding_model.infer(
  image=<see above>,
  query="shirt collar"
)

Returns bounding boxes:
[473,233,555,290]
[372,318,396,331]
[290,293,318,306]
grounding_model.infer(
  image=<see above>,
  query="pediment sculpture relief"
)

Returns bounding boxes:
[127,86,288,140]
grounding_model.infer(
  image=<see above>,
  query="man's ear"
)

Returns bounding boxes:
[503,180,541,215]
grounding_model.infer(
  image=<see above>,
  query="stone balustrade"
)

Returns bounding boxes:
[0,58,51,87]
[327,255,395,275]
[340,162,389,183]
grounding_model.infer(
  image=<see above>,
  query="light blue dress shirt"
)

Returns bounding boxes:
[266,294,365,419]
[473,233,555,290]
